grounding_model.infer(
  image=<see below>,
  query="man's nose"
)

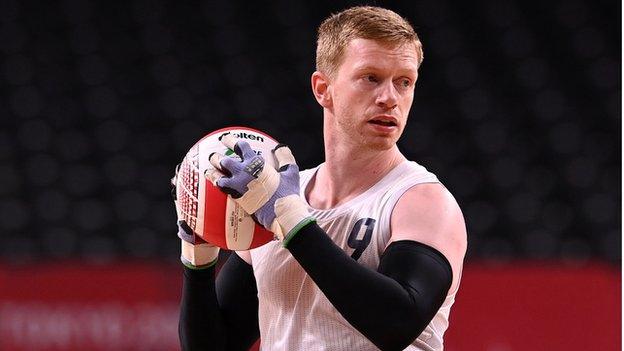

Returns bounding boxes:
[375,81,399,110]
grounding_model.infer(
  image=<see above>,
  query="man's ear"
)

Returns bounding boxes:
[311,71,332,109]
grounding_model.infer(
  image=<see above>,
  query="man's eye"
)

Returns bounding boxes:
[401,79,411,87]
[365,75,378,83]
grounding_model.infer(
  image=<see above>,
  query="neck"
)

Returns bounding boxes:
[306,122,406,209]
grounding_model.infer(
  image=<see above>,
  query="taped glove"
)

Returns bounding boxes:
[172,164,219,269]
[206,134,314,246]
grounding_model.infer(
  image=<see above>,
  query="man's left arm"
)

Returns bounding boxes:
[285,183,466,351]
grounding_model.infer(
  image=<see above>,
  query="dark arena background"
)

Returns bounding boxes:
[0,1,620,350]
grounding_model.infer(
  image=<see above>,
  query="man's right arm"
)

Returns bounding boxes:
[179,251,260,351]
[173,164,260,351]
[179,263,225,350]
[216,252,260,349]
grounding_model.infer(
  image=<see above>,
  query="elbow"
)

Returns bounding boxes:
[368,305,432,351]
[371,330,422,351]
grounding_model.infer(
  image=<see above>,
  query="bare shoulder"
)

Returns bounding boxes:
[390,182,467,291]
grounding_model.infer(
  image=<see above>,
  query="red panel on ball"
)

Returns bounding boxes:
[202,182,229,249]
[250,225,275,249]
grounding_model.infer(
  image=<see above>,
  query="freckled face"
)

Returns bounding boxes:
[327,38,420,150]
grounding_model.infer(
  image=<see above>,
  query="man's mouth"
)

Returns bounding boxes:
[368,116,398,127]
[368,120,397,126]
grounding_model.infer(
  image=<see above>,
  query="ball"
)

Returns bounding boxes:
[175,126,277,250]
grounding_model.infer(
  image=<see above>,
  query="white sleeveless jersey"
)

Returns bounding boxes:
[249,161,459,351]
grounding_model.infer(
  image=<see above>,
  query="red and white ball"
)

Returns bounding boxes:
[175,126,277,250]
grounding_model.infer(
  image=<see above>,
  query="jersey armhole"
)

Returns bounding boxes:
[236,250,253,265]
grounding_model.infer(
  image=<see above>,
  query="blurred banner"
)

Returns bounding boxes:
[445,262,620,351]
[0,261,619,351]
[0,262,180,351]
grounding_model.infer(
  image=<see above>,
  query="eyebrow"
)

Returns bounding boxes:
[352,65,383,73]
[352,64,418,78]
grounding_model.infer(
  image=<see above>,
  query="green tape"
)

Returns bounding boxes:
[182,257,218,270]
[282,217,316,248]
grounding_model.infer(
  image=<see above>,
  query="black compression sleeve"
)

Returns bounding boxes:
[179,265,225,351]
[179,253,259,351]
[216,253,260,350]
[287,223,453,351]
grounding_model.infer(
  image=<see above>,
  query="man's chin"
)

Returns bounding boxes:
[365,136,397,151]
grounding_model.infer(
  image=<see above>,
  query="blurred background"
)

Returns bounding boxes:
[0,0,620,350]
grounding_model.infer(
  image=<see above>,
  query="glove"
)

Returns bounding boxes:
[171,164,220,269]
[206,134,315,246]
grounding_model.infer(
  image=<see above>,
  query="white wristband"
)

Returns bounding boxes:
[270,195,315,242]
[181,241,219,268]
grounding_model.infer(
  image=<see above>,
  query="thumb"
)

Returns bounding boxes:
[273,144,297,172]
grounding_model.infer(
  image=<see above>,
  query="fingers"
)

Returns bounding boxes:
[206,152,227,185]
[171,163,180,186]
[171,163,181,201]
[220,133,256,160]
[273,144,297,171]
[220,133,238,150]
[209,151,243,177]
[209,152,225,170]
[177,220,196,243]
[205,167,226,186]
[205,155,240,195]
[205,166,244,198]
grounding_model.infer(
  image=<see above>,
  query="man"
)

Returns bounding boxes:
[175,6,467,351]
